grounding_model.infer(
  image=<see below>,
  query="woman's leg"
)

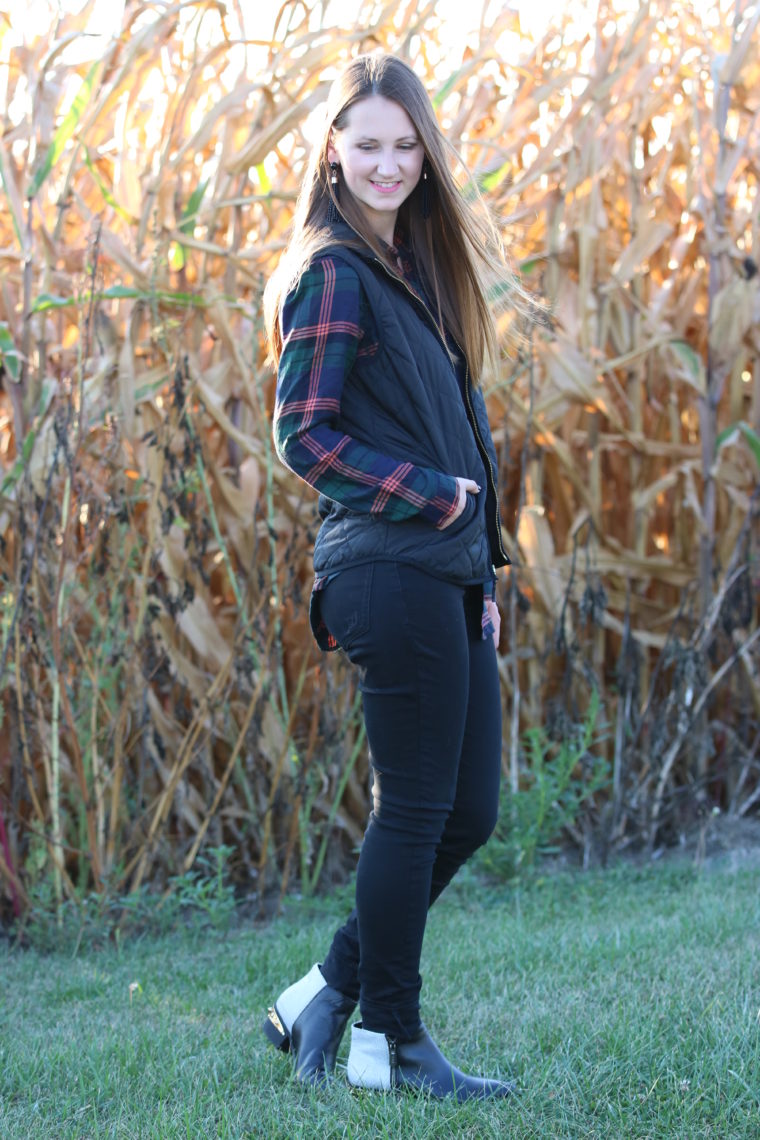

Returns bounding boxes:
[429,583,501,902]
[319,563,500,1041]
[321,579,501,997]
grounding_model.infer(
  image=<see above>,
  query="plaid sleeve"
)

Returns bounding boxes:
[273,257,459,527]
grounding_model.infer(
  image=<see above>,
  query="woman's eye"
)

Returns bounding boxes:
[356,142,418,151]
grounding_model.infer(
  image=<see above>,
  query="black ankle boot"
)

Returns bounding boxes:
[262,964,356,1085]
[346,1022,515,1101]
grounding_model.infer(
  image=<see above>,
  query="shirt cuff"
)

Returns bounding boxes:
[423,474,459,529]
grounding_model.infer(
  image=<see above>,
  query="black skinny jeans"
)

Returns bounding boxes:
[317,560,502,1041]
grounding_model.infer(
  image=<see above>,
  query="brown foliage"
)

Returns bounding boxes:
[0,0,758,919]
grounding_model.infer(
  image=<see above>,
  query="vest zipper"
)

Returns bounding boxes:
[463,362,509,564]
[372,256,509,565]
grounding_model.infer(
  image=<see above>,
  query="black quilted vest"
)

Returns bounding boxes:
[312,243,509,584]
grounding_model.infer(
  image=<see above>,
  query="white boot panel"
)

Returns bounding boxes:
[275,963,326,1034]
[346,1024,392,1091]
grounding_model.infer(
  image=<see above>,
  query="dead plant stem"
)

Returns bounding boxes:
[182,621,277,873]
[509,335,535,796]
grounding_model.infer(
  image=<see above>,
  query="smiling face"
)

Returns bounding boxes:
[327,94,425,245]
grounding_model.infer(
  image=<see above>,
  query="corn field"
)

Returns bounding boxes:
[0,0,758,924]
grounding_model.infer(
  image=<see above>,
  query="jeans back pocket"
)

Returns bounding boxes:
[317,562,374,651]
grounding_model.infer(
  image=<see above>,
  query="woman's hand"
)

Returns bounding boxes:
[485,598,501,651]
[439,477,480,529]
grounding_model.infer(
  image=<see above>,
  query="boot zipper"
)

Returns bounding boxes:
[371,257,508,564]
[387,1036,399,1088]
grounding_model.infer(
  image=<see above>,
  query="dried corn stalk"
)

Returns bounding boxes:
[0,0,757,919]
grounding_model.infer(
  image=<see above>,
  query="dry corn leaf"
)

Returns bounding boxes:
[709,277,757,363]
[227,84,329,174]
[117,305,140,439]
[611,219,673,285]
[188,357,261,459]
[259,702,287,769]
[2,0,759,902]
[517,508,564,618]
[153,615,213,703]
[631,470,680,513]
[205,447,260,522]
[177,596,232,672]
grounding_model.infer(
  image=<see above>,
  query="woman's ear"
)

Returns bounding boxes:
[326,134,338,166]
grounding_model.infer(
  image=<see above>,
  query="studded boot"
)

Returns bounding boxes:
[262,964,356,1085]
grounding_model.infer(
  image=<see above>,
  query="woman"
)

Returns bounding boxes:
[262,53,526,1100]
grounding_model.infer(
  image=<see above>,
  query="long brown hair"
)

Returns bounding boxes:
[265,53,533,377]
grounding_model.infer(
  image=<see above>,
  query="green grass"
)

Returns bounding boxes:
[1,859,759,1138]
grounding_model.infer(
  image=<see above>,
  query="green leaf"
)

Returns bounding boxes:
[254,164,271,194]
[37,378,55,419]
[668,339,706,394]
[28,61,99,199]
[32,286,213,313]
[135,376,168,402]
[519,256,545,275]
[487,279,517,302]
[168,242,186,272]
[433,67,465,108]
[740,422,760,470]
[0,426,36,496]
[716,420,760,470]
[179,180,208,235]
[84,148,136,223]
[33,284,142,311]
[0,146,24,247]
[31,293,75,312]
[0,323,20,382]
[669,339,702,380]
[101,285,142,300]
[22,428,35,463]
[716,425,740,451]
[480,161,511,194]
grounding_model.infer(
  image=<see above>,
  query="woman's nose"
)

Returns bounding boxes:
[376,150,399,175]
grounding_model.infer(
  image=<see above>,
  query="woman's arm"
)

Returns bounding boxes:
[273,257,461,528]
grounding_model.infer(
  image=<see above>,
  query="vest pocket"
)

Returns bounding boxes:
[448,489,478,532]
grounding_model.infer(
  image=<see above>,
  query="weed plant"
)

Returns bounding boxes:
[16,845,237,955]
[479,689,609,879]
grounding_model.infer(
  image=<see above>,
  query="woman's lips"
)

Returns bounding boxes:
[370,181,401,194]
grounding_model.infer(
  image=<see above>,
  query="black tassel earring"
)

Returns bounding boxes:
[327,162,340,223]
[421,163,431,220]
